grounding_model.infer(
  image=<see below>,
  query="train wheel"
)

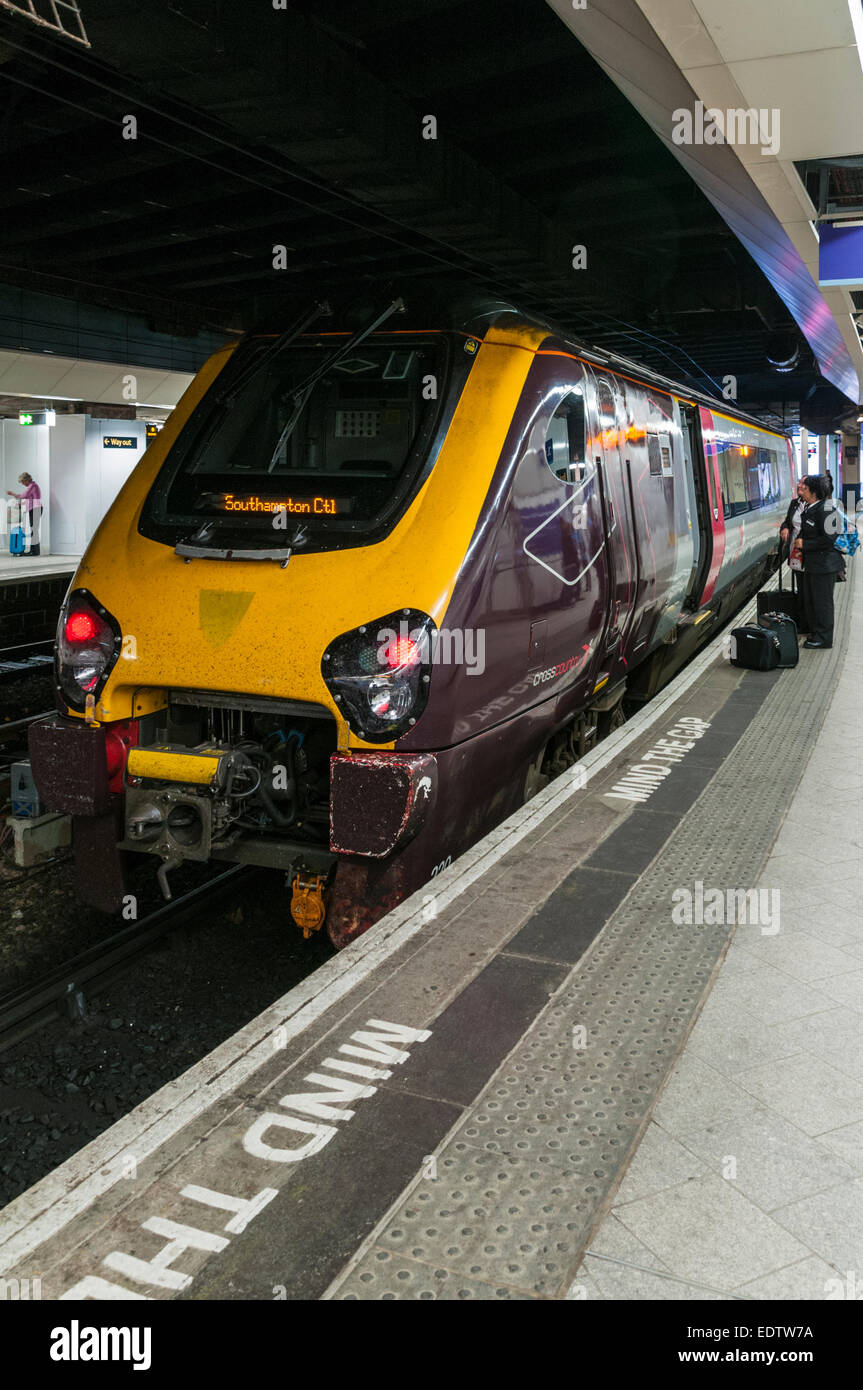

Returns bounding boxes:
[524,747,549,801]
[597,702,626,738]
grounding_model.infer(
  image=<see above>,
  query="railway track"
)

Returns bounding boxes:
[0,639,54,681]
[0,711,52,748]
[0,864,257,1054]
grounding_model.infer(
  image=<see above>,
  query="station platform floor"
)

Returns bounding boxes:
[0,562,858,1301]
[0,554,80,587]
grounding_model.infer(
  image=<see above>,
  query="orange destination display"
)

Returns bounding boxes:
[222,493,342,515]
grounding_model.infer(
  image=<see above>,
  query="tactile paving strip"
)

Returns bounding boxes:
[329,586,854,1299]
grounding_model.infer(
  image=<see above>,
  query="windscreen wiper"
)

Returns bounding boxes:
[217,300,332,408]
[174,518,308,567]
[267,296,405,472]
[182,301,331,471]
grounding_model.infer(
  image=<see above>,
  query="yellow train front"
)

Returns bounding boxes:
[30,296,793,948]
[29,300,547,948]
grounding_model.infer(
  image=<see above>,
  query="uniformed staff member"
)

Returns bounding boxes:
[779,478,806,561]
[791,474,842,648]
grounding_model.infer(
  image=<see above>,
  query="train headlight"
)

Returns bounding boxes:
[321,608,435,742]
[367,677,413,719]
[56,588,122,712]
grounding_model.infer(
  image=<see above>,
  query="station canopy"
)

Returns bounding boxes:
[0,0,859,429]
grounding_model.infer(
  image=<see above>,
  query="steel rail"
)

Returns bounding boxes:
[0,639,53,658]
[0,711,53,748]
[0,864,257,1053]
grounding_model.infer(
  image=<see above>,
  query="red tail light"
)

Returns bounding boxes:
[385,636,420,670]
[65,611,98,643]
[321,608,435,742]
[56,589,121,712]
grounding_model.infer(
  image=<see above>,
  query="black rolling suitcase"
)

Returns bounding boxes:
[757,541,803,628]
[757,612,798,667]
[729,624,780,671]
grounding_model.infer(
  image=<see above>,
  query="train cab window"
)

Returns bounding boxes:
[543,391,587,483]
[138,334,470,549]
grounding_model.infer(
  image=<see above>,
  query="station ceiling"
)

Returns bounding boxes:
[0,0,846,425]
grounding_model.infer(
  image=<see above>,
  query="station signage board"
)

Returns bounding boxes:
[103,435,137,449]
[819,221,863,288]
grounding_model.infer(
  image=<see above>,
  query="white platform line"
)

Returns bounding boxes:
[0,601,749,1273]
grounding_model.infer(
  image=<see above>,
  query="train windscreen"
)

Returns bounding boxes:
[140,334,466,550]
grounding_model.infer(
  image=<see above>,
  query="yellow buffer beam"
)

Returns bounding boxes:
[126,747,224,785]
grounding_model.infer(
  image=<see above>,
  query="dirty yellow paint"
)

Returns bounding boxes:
[199,590,255,649]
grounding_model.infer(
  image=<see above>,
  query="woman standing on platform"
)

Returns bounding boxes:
[792,474,843,649]
[6,472,42,556]
[779,478,806,559]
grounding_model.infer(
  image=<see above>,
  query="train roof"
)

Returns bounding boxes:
[464,303,793,441]
[249,289,792,441]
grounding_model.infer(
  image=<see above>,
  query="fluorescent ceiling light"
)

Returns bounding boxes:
[12,391,82,402]
[851,0,863,76]
[7,389,178,409]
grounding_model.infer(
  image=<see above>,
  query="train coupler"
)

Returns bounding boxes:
[290,870,329,938]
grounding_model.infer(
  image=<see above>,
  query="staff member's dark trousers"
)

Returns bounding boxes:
[801,571,836,645]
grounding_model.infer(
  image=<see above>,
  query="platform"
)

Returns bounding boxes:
[0,555,80,587]
[0,560,75,649]
[0,565,858,1301]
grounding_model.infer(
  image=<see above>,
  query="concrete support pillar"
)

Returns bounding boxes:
[842,429,861,514]
[798,428,808,478]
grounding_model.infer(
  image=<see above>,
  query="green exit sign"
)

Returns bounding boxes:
[18,409,55,426]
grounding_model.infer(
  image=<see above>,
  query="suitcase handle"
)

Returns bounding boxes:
[777,536,798,593]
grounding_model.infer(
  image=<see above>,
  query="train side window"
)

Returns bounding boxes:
[743,448,760,510]
[758,447,779,505]
[647,436,663,476]
[543,391,587,483]
[718,443,750,517]
[718,450,732,519]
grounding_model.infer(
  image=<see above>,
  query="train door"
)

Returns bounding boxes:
[592,372,638,668]
[521,380,613,696]
[678,402,713,608]
[696,406,726,606]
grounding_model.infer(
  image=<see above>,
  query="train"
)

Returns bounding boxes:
[30,295,795,948]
